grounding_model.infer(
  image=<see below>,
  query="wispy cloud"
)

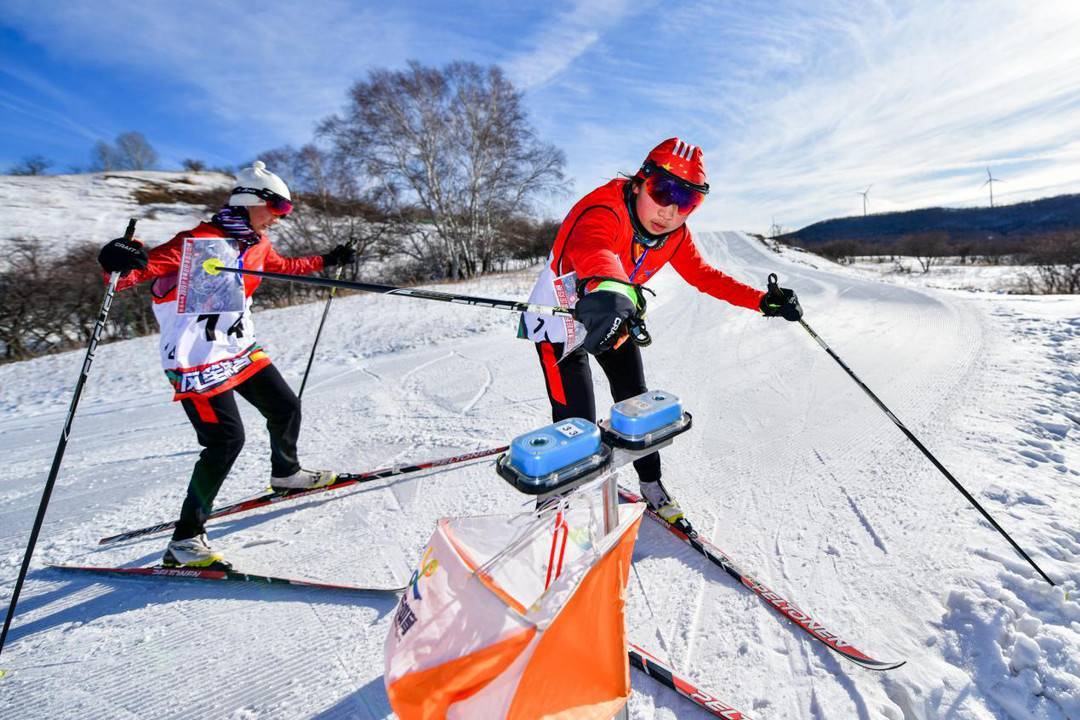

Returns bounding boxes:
[687,1,1080,229]
[1,1,414,146]
[501,0,637,90]
[0,64,116,147]
[524,0,1080,229]
[4,0,1079,232]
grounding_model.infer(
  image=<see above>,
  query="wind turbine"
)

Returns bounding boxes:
[857,185,872,216]
[982,167,1002,208]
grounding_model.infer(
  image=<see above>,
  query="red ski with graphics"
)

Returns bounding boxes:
[620,487,905,671]
[50,564,404,594]
[629,643,752,719]
[98,445,508,545]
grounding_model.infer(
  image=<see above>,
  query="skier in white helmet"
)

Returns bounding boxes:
[97,161,357,569]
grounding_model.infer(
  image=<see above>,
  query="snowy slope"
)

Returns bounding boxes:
[0,231,1077,719]
[0,171,230,261]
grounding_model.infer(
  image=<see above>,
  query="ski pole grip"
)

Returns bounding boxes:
[767,272,780,294]
[123,218,137,241]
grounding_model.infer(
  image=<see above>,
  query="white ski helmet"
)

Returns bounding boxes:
[228,161,291,206]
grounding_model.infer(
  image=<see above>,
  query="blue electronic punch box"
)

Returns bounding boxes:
[603,390,691,450]
[507,417,603,478]
[610,391,683,437]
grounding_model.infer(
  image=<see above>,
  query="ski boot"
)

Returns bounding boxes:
[162,533,232,570]
[639,480,695,536]
[270,468,337,492]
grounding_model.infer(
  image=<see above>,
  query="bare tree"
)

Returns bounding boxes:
[320,61,566,279]
[89,132,159,171]
[818,239,861,264]
[1021,232,1080,294]
[182,158,208,172]
[900,232,948,273]
[89,141,118,172]
[115,132,158,170]
[8,155,53,176]
[256,144,390,282]
[0,238,155,362]
[494,216,560,265]
[257,144,359,199]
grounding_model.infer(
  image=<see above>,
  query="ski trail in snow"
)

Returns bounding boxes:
[452,350,493,415]
[5,230,1079,718]
[683,512,717,668]
[811,446,888,556]
[398,350,456,386]
[839,486,888,554]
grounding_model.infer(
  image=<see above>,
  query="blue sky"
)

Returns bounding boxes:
[3,0,1080,231]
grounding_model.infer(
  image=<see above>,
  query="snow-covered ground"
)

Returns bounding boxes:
[0,172,230,262]
[781,249,1037,294]
[1,231,1077,719]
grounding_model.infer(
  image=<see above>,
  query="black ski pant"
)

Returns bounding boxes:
[534,340,660,484]
[173,364,302,541]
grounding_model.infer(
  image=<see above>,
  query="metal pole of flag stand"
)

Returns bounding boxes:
[496,390,693,719]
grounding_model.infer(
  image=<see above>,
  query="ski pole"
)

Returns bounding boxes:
[298,239,358,399]
[202,259,574,318]
[768,273,1056,587]
[0,219,137,658]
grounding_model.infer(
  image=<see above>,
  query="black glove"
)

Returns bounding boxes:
[759,279,802,321]
[98,237,148,276]
[322,244,356,268]
[576,288,637,355]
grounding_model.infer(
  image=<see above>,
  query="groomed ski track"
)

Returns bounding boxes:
[1,231,1076,718]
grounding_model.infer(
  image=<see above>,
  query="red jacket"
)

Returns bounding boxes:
[551,179,764,311]
[115,222,324,300]
[109,222,324,400]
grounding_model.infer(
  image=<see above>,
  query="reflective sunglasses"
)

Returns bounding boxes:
[643,172,707,215]
[233,186,294,216]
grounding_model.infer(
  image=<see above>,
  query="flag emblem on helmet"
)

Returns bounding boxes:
[672,139,697,160]
[638,137,709,189]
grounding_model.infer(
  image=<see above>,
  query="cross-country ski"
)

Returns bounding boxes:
[49,564,405,595]
[621,487,905,671]
[97,445,508,545]
[629,643,752,719]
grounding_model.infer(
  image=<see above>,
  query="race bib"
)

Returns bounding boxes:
[552,271,585,358]
[177,237,245,315]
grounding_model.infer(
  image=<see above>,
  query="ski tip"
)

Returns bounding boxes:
[850,657,907,672]
[0,669,8,680]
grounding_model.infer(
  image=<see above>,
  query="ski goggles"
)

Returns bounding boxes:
[233,186,294,216]
[641,164,709,215]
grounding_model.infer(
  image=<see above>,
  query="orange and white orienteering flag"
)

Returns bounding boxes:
[385,484,644,720]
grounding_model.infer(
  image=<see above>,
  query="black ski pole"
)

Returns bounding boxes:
[768,273,1055,587]
[203,259,575,318]
[297,240,357,399]
[0,219,137,659]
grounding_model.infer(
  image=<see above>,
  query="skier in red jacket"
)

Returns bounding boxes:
[97,161,356,569]
[520,138,802,530]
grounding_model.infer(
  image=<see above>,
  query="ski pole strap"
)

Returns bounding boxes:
[593,280,642,307]
[575,275,651,308]
[764,272,786,309]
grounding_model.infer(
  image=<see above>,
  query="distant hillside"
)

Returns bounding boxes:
[0,171,232,256]
[781,193,1080,246]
